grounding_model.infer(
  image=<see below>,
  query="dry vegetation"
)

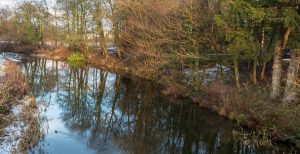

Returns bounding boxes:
[118,0,218,79]
[0,62,42,153]
[161,84,188,98]
[0,0,299,149]
[194,81,300,146]
[17,97,42,153]
[0,62,26,134]
[33,47,130,73]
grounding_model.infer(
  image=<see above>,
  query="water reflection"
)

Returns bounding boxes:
[21,57,290,154]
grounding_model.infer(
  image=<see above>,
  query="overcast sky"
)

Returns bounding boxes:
[0,0,18,7]
[0,0,56,8]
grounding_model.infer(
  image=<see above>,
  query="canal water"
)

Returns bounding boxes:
[16,56,293,154]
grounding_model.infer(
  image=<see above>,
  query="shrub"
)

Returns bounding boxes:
[67,53,84,67]
[235,113,248,125]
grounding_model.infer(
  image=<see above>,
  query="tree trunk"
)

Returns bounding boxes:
[259,27,266,80]
[260,61,267,80]
[234,57,241,89]
[17,28,22,45]
[283,49,300,103]
[108,0,122,59]
[271,28,291,98]
[98,21,109,58]
[115,31,122,58]
[55,10,58,47]
[95,0,109,58]
[253,59,257,84]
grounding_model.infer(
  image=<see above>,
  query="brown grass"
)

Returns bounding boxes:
[0,62,26,133]
[34,49,131,74]
[12,45,36,53]
[162,84,188,98]
[194,81,300,142]
[0,62,43,153]
[50,47,71,60]
[17,97,42,153]
[33,47,71,61]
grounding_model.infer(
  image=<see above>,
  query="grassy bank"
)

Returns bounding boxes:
[0,61,42,153]
[27,48,132,76]
[193,82,300,149]
[0,62,26,134]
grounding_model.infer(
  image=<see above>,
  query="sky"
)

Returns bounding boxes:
[0,0,18,7]
[0,0,56,8]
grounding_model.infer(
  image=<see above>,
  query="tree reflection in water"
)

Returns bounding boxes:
[22,57,286,154]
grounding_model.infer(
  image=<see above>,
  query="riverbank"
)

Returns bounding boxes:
[31,48,131,73]
[0,59,42,153]
[192,82,300,149]
[4,48,300,151]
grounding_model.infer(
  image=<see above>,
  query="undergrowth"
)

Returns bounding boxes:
[195,81,300,146]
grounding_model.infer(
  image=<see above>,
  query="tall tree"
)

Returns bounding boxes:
[270,4,299,98]
[14,1,50,46]
[283,48,300,102]
[215,0,261,88]
[94,0,109,57]
[108,0,122,58]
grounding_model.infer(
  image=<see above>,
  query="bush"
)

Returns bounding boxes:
[67,53,84,67]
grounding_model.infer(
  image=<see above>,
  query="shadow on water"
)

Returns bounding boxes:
[19,57,293,154]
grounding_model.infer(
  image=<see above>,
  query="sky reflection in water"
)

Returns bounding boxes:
[19,57,291,154]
